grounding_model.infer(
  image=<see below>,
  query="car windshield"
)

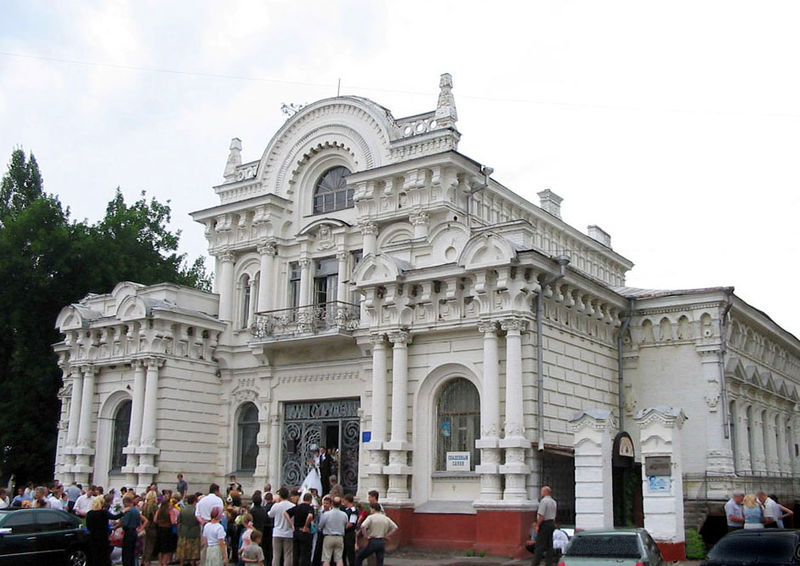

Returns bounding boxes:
[708,533,796,562]
[565,534,642,558]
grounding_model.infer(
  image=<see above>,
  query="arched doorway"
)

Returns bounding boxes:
[612,432,643,527]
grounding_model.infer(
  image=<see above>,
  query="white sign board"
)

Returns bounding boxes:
[446,451,471,471]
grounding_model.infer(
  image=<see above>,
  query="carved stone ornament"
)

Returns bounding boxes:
[316,224,335,250]
[500,318,526,334]
[232,388,258,404]
[704,382,721,410]
[478,320,499,336]
[257,239,277,256]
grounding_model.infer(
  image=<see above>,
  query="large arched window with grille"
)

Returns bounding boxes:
[313,166,352,213]
[110,400,132,473]
[237,402,260,472]
[436,378,480,471]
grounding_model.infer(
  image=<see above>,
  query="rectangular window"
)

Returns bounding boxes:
[289,262,301,311]
[314,257,338,306]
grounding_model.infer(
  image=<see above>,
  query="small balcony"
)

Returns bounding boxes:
[250,301,361,345]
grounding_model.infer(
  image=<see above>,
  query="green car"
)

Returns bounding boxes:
[559,528,665,566]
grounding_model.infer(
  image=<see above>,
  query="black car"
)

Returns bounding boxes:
[0,508,89,565]
[701,529,800,566]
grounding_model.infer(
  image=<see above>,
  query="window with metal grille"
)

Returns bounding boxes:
[111,400,132,472]
[237,402,260,472]
[436,378,480,471]
[313,166,352,214]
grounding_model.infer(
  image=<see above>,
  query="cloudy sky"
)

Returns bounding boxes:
[2,1,799,335]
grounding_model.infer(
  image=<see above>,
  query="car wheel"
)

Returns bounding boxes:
[66,548,88,566]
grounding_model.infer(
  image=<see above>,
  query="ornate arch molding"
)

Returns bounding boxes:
[458,232,518,270]
[352,254,407,286]
[258,98,393,196]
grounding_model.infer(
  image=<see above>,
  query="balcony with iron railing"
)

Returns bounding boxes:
[250,301,361,345]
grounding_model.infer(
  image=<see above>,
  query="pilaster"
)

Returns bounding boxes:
[474,320,503,505]
[499,318,530,504]
[385,330,412,502]
[256,239,277,312]
[635,407,687,561]
[571,409,615,530]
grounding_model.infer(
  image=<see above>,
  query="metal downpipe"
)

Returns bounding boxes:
[617,299,634,432]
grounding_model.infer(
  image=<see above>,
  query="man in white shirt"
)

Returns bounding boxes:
[268,487,295,566]
[74,488,94,517]
[724,492,745,531]
[758,491,793,528]
[195,483,225,526]
[0,488,9,509]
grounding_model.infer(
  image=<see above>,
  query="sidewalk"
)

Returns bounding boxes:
[383,548,704,566]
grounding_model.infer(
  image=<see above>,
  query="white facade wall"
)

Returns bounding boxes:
[52,78,800,544]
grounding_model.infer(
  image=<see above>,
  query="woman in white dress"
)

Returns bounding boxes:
[300,458,323,496]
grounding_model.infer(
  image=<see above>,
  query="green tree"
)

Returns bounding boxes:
[0,149,209,485]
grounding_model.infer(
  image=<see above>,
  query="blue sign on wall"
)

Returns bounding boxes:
[362,431,371,443]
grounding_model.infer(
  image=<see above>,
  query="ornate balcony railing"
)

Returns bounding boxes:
[250,301,360,339]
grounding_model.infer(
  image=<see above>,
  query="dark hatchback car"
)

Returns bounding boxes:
[0,508,89,565]
[702,529,800,566]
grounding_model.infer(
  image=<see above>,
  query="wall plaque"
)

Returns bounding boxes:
[645,455,671,476]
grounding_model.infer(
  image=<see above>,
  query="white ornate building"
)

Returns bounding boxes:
[53,75,800,558]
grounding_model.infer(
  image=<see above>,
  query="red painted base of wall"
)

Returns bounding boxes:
[474,509,536,558]
[385,507,535,559]
[657,541,685,562]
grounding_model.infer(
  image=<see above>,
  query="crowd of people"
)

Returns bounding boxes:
[2,461,398,566]
[725,490,794,530]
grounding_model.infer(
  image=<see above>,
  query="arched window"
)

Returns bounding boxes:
[313,166,352,214]
[436,378,480,471]
[237,403,260,472]
[110,400,132,473]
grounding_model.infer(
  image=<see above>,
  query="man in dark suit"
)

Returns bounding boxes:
[319,446,333,495]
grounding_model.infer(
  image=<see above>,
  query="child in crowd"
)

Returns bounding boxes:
[240,529,265,565]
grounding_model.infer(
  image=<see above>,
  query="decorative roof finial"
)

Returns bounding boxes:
[435,73,457,128]
[223,137,242,181]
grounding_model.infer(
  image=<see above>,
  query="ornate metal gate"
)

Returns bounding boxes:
[281,398,360,495]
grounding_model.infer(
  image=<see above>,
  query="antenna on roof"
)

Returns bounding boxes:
[337,78,341,97]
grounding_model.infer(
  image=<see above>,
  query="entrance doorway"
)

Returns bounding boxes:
[281,398,360,495]
[612,432,643,527]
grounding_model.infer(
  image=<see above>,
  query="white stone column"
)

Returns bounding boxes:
[247,277,257,327]
[697,348,734,476]
[297,256,314,332]
[475,320,503,504]
[570,409,615,530]
[366,335,389,493]
[73,365,97,482]
[122,360,146,474]
[735,401,752,472]
[269,413,281,488]
[61,367,83,482]
[336,251,348,304]
[360,222,378,256]
[765,411,780,475]
[384,330,412,502]
[778,414,791,478]
[499,318,529,503]
[257,240,276,312]
[636,407,686,558]
[751,405,767,474]
[64,367,83,450]
[217,250,236,321]
[135,357,164,483]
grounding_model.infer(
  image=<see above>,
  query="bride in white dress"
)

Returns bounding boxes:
[300,454,323,496]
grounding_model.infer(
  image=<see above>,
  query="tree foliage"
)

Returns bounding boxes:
[0,148,209,485]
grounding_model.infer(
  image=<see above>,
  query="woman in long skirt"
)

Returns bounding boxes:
[201,507,227,566]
